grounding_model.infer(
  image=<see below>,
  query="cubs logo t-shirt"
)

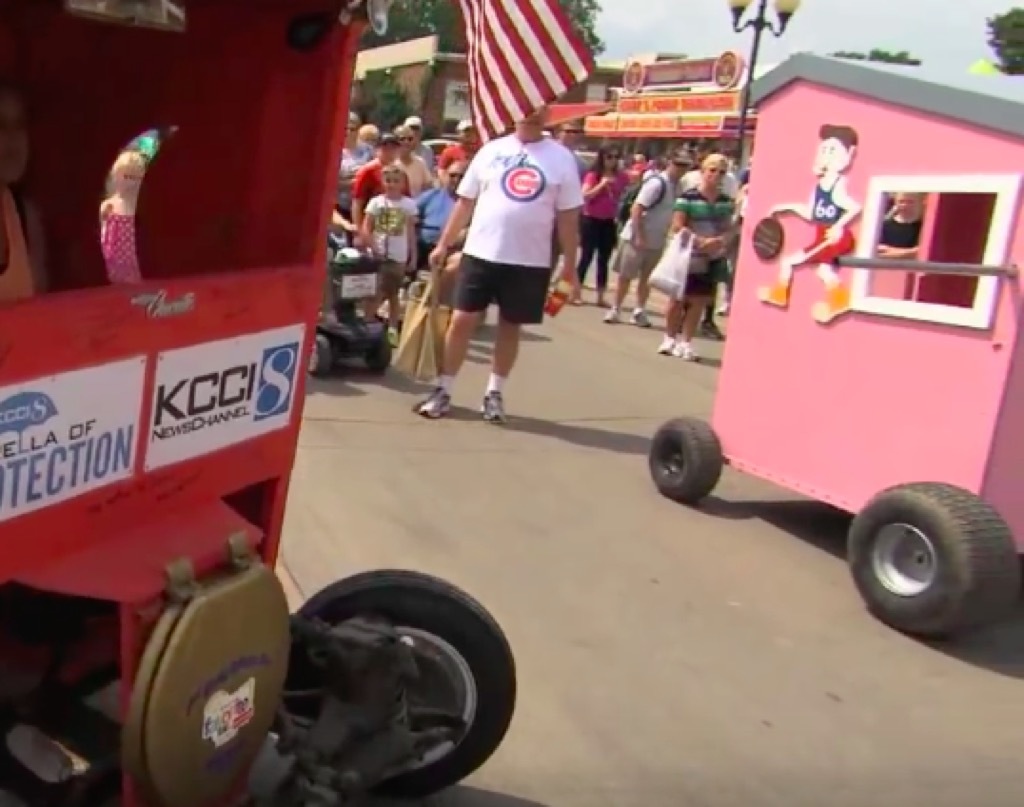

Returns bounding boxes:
[458,135,584,269]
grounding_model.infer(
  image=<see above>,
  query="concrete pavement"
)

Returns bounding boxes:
[280,302,1024,807]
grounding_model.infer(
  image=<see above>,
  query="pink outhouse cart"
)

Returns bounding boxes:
[649,54,1024,639]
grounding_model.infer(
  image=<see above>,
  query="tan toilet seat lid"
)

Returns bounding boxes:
[123,562,291,807]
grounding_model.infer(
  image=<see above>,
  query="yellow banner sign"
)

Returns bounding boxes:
[616,114,681,133]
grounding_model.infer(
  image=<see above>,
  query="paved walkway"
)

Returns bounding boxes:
[280,302,1024,807]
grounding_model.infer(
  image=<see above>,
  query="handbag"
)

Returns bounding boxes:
[649,231,694,300]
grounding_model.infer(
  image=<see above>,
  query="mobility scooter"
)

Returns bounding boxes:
[0,0,516,805]
[309,235,392,376]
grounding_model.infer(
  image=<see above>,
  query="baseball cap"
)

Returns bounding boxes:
[379,133,400,147]
[456,119,475,133]
[404,115,423,128]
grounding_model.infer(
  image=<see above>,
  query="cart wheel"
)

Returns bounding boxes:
[848,483,1021,638]
[308,334,333,377]
[365,336,392,374]
[648,417,724,504]
[290,570,516,798]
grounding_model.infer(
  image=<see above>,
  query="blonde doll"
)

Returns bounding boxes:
[100,150,145,284]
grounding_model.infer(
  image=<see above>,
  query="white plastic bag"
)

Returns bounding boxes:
[649,231,693,300]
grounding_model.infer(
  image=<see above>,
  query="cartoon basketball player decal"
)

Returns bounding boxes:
[757,124,862,324]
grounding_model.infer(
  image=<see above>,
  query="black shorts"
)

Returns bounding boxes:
[684,272,716,298]
[454,253,551,325]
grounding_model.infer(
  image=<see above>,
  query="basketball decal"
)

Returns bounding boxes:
[501,165,546,202]
[751,216,784,260]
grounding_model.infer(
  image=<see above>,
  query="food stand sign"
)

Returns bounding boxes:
[617,114,682,133]
[584,115,619,135]
[621,60,646,95]
[617,92,739,115]
[628,52,745,91]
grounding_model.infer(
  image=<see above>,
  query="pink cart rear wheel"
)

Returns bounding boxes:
[848,482,1020,639]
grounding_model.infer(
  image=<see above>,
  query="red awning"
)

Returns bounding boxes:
[547,102,614,127]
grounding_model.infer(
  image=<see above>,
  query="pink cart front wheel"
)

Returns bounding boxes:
[648,417,725,505]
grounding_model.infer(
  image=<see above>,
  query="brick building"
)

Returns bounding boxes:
[353,35,624,136]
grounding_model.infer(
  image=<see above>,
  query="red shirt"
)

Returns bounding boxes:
[352,159,409,209]
[439,143,476,170]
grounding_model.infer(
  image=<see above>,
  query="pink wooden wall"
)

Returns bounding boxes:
[717,81,1024,542]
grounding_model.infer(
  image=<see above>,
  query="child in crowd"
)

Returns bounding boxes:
[360,163,417,342]
[100,150,146,284]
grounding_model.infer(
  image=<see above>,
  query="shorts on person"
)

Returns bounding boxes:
[614,239,661,280]
[683,257,728,298]
[454,253,551,325]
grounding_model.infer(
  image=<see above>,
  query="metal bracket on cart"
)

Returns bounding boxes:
[835,256,1019,278]
[253,615,467,807]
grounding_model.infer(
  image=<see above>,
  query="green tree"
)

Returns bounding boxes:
[361,0,604,56]
[829,48,921,66]
[986,8,1024,74]
[354,69,412,130]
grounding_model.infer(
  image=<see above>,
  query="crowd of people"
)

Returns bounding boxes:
[329,107,751,419]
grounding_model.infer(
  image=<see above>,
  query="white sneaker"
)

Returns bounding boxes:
[657,336,675,355]
[603,307,621,324]
[631,309,651,328]
[672,341,699,361]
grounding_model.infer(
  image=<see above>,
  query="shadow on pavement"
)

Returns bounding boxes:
[701,497,1024,680]
[927,604,1024,680]
[504,413,651,455]
[699,497,849,560]
[370,785,549,807]
[305,377,368,397]
[441,407,651,455]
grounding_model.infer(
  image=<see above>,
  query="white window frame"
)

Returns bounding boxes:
[849,173,1022,330]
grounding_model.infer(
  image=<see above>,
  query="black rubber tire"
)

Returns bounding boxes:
[309,334,334,377]
[292,570,516,798]
[648,417,724,504]
[848,482,1021,639]
[365,336,393,374]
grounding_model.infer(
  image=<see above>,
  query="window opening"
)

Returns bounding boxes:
[64,0,186,32]
[100,128,175,285]
[849,174,1021,329]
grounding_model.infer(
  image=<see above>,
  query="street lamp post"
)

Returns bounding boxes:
[728,0,801,165]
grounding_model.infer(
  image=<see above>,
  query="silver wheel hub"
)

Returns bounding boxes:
[871,523,938,597]
[398,626,478,769]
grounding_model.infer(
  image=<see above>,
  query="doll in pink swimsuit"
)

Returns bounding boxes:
[100,151,145,284]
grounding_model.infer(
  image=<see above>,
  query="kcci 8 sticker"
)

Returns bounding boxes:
[145,324,305,471]
[0,357,146,523]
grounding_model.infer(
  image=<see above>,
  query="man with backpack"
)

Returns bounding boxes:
[604,149,690,326]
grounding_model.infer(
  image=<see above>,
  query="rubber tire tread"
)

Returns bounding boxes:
[848,482,1021,639]
[365,336,392,374]
[310,334,333,377]
[648,417,724,504]
[297,569,516,798]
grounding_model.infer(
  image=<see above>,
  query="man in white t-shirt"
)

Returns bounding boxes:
[418,107,583,421]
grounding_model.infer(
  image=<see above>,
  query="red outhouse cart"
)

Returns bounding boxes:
[649,54,1024,640]
[0,1,515,805]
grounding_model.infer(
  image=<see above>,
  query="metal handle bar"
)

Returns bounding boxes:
[835,257,1018,279]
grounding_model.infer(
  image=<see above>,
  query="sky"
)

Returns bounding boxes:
[597,0,1017,71]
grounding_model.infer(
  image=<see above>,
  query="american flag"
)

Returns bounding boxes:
[455,0,595,140]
